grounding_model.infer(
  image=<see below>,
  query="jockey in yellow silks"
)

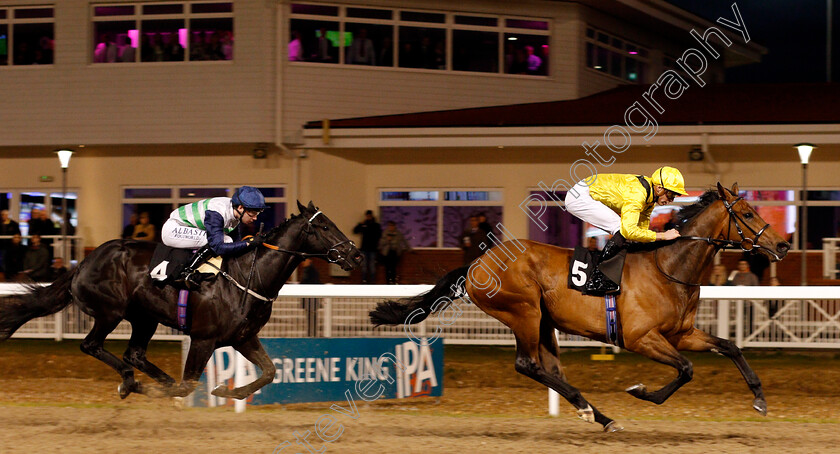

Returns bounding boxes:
[564,166,688,294]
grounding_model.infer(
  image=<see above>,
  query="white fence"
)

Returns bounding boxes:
[2,284,840,349]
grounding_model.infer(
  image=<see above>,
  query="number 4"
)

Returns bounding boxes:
[150,261,169,281]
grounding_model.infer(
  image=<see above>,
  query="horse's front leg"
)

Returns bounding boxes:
[622,330,694,405]
[211,336,275,401]
[167,337,216,398]
[676,328,766,415]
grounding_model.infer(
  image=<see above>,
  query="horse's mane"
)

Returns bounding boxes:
[266,211,305,238]
[627,189,720,253]
[674,189,721,230]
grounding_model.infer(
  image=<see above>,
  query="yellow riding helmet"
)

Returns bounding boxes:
[651,166,688,195]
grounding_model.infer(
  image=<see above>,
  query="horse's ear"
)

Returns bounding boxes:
[730,182,740,195]
[716,182,727,199]
[297,200,306,213]
[307,201,316,211]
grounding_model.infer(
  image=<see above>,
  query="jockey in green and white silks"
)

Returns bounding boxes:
[161,186,268,288]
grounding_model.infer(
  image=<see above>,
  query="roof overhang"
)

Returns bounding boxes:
[302,123,840,150]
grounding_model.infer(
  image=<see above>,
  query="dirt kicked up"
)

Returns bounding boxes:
[0,341,838,454]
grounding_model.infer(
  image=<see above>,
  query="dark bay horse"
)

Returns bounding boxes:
[371,183,789,431]
[0,201,361,400]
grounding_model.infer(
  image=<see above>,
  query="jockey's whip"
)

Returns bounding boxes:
[241,222,264,308]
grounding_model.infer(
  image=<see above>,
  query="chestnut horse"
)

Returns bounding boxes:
[371,183,790,431]
[1,201,362,400]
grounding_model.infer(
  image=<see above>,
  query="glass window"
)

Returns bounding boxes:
[443,191,502,201]
[380,206,437,248]
[94,5,135,16]
[504,34,548,75]
[14,8,53,19]
[345,23,391,66]
[398,26,444,69]
[13,22,53,65]
[442,206,502,247]
[192,2,232,14]
[0,25,8,66]
[347,7,391,20]
[178,187,228,198]
[380,191,438,201]
[290,19,339,63]
[124,188,172,198]
[255,187,285,198]
[529,206,582,248]
[291,4,338,16]
[141,19,185,62]
[453,30,498,73]
[586,27,648,83]
[190,18,232,61]
[400,11,445,23]
[455,15,497,27]
[143,4,184,15]
[92,2,233,64]
[93,21,137,63]
[505,19,548,30]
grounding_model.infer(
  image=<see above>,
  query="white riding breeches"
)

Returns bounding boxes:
[161,218,233,249]
[564,181,621,235]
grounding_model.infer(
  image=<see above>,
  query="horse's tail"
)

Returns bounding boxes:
[0,269,77,341]
[369,265,469,326]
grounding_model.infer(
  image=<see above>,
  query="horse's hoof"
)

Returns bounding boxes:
[753,398,767,416]
[604,421,624,433]
[118,382,131,399]
[625,383,647,398]
[576,405,595,423]
[211,384,229,398]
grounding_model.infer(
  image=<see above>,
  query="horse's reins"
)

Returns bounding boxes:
[655,195,778,286]
[205,210,357,302]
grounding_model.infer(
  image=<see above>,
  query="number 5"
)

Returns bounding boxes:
[571,260,588,286]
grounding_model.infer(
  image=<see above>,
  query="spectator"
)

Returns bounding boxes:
[190,32,207,61]
[347,28,375,65]
[22,234,51,281]
[205,32,226,60]
[122,213,138,239]
[728,260,759,286]
[377,35,393,67]
[314,27,334,62]
[378,221,409,284]
[742,251,770,282]
[220,31,234,61]
[0,209,21,274]
[353,210,382,284]
[4,233,26,281]
[462,216,489,265]
[477,212,492,236]
[708,264,729,286]
[132,212,156,241]
[525,45,542,74]
[289,30,303,61]
[28,207,56,258]
[49,257,68,281]
[165,32,184,61]
[586,237,599,254]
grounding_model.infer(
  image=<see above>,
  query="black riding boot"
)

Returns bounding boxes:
[176,245,215,290]
[584,233,626,295]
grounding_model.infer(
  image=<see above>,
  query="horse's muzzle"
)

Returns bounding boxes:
[341,247,364,271]
[776,241,790,258]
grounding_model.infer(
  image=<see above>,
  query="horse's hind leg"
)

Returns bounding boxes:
[510,313,617,431]
[536,315,621,432]
[80,318,137,399]
[623,330,693,405]
[211,335,276,400]
[122,317,177,397]
[676,328,767,415]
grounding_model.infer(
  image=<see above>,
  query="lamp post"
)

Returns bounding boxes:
[56,149,74,265]
[795,143,815,285]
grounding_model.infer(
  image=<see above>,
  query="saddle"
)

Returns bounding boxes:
[567,246,627,296]
[149,243,222,288]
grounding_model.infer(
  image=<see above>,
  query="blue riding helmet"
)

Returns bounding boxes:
[231,186,268,210]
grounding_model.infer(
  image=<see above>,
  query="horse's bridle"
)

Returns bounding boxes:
[261,211,356,265]
[655,196,779,286]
